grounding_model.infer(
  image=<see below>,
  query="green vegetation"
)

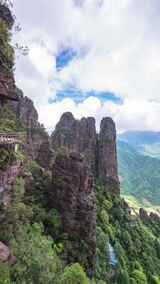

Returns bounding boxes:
[0,169,90,284]
[94,181,160,283]
[1,5,160,281]
[118,140,160,207]
[59,263,90,284]
[0,149,17,171]
[1,159,160,283]
[0,104,21,132]
[0,104,25,170]
[118,131,160,157]
[11,223,61,284]
[0,17,14,70]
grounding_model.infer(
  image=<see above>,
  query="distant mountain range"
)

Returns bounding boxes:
[117,131,160,210]
[119,131,160,158]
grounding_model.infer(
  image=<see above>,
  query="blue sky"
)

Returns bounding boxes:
[56,48,77,71]
[52,89,122,104]
[13,0,160,132]
[55,48,122,104]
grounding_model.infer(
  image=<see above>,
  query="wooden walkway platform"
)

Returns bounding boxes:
[0,133,20,145]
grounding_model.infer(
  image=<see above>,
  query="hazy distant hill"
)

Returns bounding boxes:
[119,131,160,158]
[117,139,160,207]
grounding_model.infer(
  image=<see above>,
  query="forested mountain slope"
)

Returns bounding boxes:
[118,140,160,207]
[119,131,160,158]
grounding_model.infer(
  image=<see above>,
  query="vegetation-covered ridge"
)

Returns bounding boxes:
[95,181,160,283]
[0,161,91,284]
[0,160,160,283]
[118,139,160,210]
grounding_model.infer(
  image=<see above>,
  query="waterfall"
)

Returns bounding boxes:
[108,242,118,266]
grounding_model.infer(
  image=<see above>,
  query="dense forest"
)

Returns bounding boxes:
[118,140,160,208]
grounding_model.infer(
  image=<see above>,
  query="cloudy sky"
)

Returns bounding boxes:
[12,0,160,132]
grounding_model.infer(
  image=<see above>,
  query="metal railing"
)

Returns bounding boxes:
[0,132,20,145]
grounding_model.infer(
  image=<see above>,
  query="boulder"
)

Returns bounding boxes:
[0,241,16,264]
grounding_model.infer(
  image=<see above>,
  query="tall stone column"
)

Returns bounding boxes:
[98,117,120,194]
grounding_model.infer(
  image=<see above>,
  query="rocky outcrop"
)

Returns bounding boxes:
[51,112,97,174]
[0,3,51,168]
[50,150,96,271]
[11,89,39,129]
[98,117,120,194]
[139,208,149,221]
[51,112,120,194]
[0,162,21,219]
[0,241,16,264]
[0,3,14,28]
[0,4,21,220]
[139,208,160,222]
[149,212,160,222]
[11,89,52,169]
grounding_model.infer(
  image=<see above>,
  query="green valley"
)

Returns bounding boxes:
[117,137,160,211]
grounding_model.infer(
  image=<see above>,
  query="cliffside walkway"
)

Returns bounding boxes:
[0,133,20,145]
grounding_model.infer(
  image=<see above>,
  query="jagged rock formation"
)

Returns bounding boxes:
[50,150,96,271]
[0,161,21,218]
[98,117,119,194]
[51,112,97,174]
[50,114,119,271]
[11,89,39,129]
[0,2,50,226]
[139,208,149,221]
[10,89,52,169]
[51,112,119,194]
[0,3,122,278]
[139,208,160,222]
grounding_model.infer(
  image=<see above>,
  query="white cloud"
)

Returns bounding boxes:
[38,97,102,131]
[29,43,55,77]
[12,0,160,131]
[38,96,160,133]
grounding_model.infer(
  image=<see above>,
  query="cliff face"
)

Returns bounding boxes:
[0,3,119,273]
[0,2,50,224]
[0,4,20,220]
[0,161,21,220]
[98,117,119,194]
[0,3,15,101]
[49,113,119,270]
[11,89,39,129]
[51,112,97,174]
[50,150,96,271]
[51,112,119,194]
[0,2,121,276]
[10,89,51,169]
